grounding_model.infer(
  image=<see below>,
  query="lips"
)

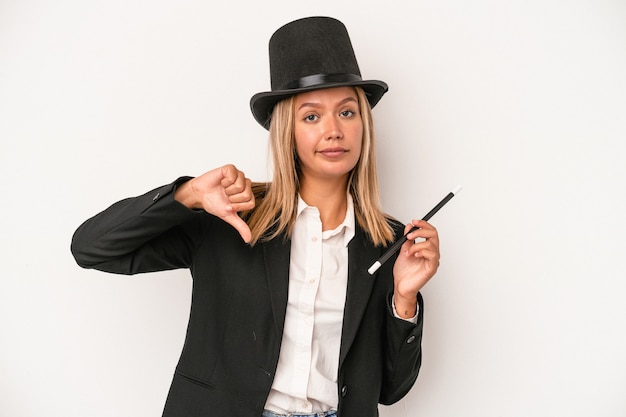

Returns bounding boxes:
[318,147,348,158]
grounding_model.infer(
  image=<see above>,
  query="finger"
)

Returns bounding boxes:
[228,194,255,206]
[410,246,440,261]
[411,219,436,230]
[404,238,439,258]
[413,250,440,270]
[222,173,245,196]
[223,213,252,243]
[224,176,253,204]
[406,220,438,241]
[407,228,438,242]
[403,220,435,235]
[227,199,256,213]
[226,179,253,204]
[220,164,239,186]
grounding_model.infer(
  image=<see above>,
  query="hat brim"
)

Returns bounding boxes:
[250,80,388,130]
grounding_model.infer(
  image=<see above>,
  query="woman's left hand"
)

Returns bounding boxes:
[392,220,440,317]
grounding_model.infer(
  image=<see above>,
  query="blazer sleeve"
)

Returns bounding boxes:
[70,177,206,275]
[379,292,424,405]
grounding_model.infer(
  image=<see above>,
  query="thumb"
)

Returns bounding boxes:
[223,210,252,243]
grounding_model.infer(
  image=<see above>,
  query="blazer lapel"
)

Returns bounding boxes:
[339,225,383,368]
[262,236,291,339]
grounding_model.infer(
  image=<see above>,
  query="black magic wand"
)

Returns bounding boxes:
[368,185,463,275]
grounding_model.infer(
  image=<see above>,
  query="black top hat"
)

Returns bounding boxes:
[250,16,389,129]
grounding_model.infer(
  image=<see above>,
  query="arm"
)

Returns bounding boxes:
[70,177,202,274]
[379,293,424,404]
[379,219,439,403]
[70,165,256,274]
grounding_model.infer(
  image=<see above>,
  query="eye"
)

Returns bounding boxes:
[304,114,319,122]
[340,110,355,118]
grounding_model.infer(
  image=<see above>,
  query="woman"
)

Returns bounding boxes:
[71,16,440,417]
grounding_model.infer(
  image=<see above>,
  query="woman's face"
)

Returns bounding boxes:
[293,86,363,184]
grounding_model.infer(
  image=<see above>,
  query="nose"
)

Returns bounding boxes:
[324,116,343,141]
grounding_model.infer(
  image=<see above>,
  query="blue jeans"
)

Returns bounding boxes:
[262,410,337,417]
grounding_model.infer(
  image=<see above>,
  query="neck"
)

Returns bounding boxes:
[299,176,349,231]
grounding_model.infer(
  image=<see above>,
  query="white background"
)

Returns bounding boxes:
[1,1,625,416]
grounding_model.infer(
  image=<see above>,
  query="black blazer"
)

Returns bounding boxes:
[71,178,424,417]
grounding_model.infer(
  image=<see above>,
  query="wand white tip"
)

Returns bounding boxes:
[451,185,463,195]
[368,261,381,275]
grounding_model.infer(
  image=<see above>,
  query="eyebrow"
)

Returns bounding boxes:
[297,96,358,111]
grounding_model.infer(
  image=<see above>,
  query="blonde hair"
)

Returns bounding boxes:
[245,87,394,246]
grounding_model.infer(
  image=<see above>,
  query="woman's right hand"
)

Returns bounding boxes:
[175,164,255,243]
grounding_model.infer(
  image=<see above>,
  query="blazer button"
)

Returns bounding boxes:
[406,335,416,344]
[341,385,348,397]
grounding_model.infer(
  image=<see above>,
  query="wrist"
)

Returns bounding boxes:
[393,291,418,319]
[174,180,199,209]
